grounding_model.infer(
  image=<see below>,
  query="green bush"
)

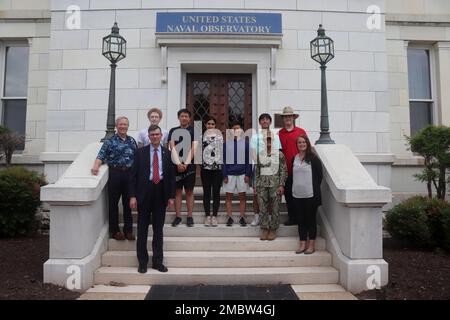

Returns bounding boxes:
[385,196,450,250]
[0,166,47,237]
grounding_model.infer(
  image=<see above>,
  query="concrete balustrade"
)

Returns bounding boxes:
[315,144,391,293]
[41,142,109,291]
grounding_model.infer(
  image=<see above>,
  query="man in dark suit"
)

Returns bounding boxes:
[129,124,176,273]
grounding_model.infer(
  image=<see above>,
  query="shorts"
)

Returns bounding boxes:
[223,174,248,194]
[176,172,196,190]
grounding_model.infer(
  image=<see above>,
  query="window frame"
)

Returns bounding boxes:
[0,40,30,123]
[407,44,438,135]
[0,40,30,152]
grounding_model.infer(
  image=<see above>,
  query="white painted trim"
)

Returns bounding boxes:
[0,40,30,129]
[407,44,438,126]
[40,151,79,162]
[156,34,282,48]
[161,45,167,83]
[270,47,276,84]
[355,153,396,164]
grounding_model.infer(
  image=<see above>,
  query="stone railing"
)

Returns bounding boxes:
[315,144,391,293]
[40,143,108,291]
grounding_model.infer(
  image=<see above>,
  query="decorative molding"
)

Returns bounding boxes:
[436,41,450,50]
[270,47,277,84]
[155,33,282,48]
[161,45,167,83]
[355,153,396,164]
[40,152,79,163]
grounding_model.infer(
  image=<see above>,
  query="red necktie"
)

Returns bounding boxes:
[152,149,160,184]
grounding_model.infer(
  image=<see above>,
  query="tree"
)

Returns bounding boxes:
[406,125,450,200]
[0,126,25,167]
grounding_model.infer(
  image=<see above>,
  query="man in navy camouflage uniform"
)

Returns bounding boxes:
[255,131,288,241]
[92,116,137,240]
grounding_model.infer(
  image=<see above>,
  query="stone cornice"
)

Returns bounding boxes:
[386,14,450,27]
[0,10,51,20]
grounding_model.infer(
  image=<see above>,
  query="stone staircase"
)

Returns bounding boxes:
[80,189,347,299]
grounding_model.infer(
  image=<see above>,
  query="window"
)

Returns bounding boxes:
[0,42,29,150]
[407,47,434,137]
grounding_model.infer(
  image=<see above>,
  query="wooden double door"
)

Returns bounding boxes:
[186,73,252,134]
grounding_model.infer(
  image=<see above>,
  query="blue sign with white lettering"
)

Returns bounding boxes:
[156,12,282,35]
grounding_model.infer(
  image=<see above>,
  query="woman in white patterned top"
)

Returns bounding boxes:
[201,116,224,226]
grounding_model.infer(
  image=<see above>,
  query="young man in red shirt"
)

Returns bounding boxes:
[278,107,307,226]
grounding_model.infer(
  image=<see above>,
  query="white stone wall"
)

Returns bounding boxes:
[45,0,390,159]
[387,0,450,15]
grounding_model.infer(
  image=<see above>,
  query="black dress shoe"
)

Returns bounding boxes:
[152,264,168,273]
[138,264,147,274]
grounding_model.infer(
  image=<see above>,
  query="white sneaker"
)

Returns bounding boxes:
[211,216,218,227]
[204,216,211,226]
[251,214,260,226]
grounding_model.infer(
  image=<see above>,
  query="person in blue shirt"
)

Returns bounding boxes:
[91,116,137,241]
[222,121,252,227]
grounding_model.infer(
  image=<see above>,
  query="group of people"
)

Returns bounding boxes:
[91,106,323,274]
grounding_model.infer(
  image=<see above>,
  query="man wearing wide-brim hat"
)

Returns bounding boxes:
[277,106,307,226]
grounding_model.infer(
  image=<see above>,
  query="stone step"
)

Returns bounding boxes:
[102,250,332,268]
[166,200,287,212]
[121,211,291,225]
[121,224,307,237]
[108,236,326,252]
[78,285,150,300]
[121,201,287,215]
[291,284,346,293]
[192,187,255,199]
[94,266,339,286]
[297,291,358,300]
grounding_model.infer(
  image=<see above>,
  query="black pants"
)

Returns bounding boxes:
[108,168,132,235]
[284,176,297,224]
[293,197,317,241]
[137,181,166,267]
[200,169,222,216]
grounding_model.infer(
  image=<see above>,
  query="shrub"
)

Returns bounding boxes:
[0,167,47,238]
[0,125,25,167]
[406,125,450,200]
[385,196,450,250]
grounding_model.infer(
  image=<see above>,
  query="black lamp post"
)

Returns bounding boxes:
[101,22,126,141]
[310,24,335,144]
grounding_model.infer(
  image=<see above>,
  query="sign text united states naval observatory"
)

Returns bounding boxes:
[156,12,282,35]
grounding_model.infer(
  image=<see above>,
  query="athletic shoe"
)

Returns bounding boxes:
[187,216,194,227]
[239,216,247,227]
[211,216,218,227]
[204,216,211,226]
[250,214,260,226]
[226,216,234,227]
